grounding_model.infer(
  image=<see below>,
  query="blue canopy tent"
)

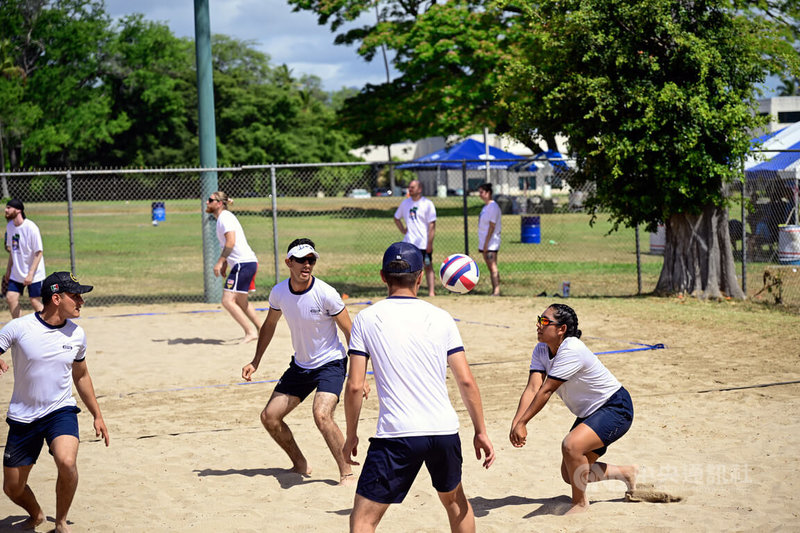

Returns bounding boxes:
[397,138,523,169]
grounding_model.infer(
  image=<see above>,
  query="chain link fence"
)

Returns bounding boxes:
[0,156,796,309]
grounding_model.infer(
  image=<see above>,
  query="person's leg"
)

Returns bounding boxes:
[481,251,500,296]
[50,434,80,533]
[261,391,310,474]
[350,494,390,533]
[424,264,436,297]
[221,290,258,342]
[437,483,475,533]
[6,289,21,318]
[311,391,353,484]
[29,296,43,313]
[561,423,637,514]
[3,464,45,529]
[233,292,260,341]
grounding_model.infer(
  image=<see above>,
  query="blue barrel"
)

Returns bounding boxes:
[151,201,166,222]
[521,216,541,244]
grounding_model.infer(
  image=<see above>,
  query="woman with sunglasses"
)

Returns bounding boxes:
[510,303,637,514]
[206,191,261,343]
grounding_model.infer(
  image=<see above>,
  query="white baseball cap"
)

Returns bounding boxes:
[286,243,320,260]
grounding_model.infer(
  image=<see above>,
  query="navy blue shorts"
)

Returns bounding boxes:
[4,406,81,467]
[571,387,633,458]
[7,279,42,298]
[416,248,433,268]
[224,262,257,293]
[356,434,463,504]
[274,356,347,401]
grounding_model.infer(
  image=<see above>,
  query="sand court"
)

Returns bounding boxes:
[0,296,797,532]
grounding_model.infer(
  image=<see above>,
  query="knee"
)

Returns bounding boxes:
[561,437,581,459]
[3,478,24,499]
[312,409,332,429]
[260,408,280,431]
[55,454,78,476]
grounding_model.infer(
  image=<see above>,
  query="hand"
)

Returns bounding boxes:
[0,358,7,374]
[94,417,110,447]
[510,422,527,448]
[23,274,32,286]
[343,435,360,465]
[242,363,256,381]
[362,380,371,400]
[474,432,495,469]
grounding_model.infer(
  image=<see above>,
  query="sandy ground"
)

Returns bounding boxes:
[0,295,798,532]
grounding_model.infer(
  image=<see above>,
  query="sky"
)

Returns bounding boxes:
[104,0,395,92]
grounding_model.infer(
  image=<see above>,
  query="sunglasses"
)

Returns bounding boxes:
[207,197,219,203]
[537,315,561,327]
[291,256,317,265]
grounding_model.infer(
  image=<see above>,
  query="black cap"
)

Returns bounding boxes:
[382,242,423,273]
[41,272,93,301]
[6,198,24,211]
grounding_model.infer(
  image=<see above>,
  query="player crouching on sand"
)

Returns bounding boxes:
[510,303,637,514]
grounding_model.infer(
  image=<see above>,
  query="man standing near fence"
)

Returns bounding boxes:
[206,191,261,343]
[4,199,46,318]
[241,238,359,485]
[394,180,437,297]
[478,183,502,296]
[0,271,109,532]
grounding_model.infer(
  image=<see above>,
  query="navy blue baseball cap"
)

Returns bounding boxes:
[382,242,423,273]
[41,272,93,301]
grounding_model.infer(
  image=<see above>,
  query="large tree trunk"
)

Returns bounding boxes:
[655,205,745,299]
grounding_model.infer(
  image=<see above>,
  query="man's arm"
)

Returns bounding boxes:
[332,307,352,347]
[24,250,42,285]
[4,252,12,281]
[215,231,235,277]
[72,359,110,446]
[242,308,282,380]
[448,350,495,468]
[394,217,407,235]
[426,221,436,253]
[343,354,368,465]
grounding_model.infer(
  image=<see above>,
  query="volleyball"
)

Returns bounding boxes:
[439,254,480,294]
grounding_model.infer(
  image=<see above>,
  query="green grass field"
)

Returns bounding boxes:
[24,196,795,308]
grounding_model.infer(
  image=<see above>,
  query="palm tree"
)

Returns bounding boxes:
[777,76,800,96]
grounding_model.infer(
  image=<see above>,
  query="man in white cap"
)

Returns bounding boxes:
[0,271,109,532]
[242,238,359,485]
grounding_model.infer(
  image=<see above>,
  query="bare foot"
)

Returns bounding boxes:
[55,519,72,533]
[622,464,639,492]
[564,501,590,515]
[290,460,312,477]
[339,473,357,486]
[239,333,259,344]
[20,511,45,530]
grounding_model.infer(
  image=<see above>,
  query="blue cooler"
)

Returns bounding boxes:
[521,216,541,244]
[151,201,166,222]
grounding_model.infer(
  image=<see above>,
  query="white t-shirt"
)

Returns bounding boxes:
[0,313,85,423]
[394,196,437,249]
[349,296,463,438]
[529,337,621,418]
[215,210,258,267]
[478,200,502,251]
[268,276,347,369]
[6,219,46,284]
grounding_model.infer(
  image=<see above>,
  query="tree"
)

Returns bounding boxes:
[289,0,554,151]
[500,0,799,298]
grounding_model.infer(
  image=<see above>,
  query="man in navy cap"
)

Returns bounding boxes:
[3,198,46,318]
[0,271,109,532]
[342,242,495,532]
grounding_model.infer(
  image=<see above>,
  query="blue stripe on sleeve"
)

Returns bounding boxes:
[348,349,370,358]
[447,346,465,356]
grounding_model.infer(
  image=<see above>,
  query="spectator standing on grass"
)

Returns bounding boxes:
[394,180,437,297]
[343,242,495,532]
[477,183,502,296]
[206,191,260,343]
[4,199,45,318]
[242,238,362,485]
[0,271,109,533]
[510,303,637,514]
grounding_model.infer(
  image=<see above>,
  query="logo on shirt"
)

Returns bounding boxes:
[409,206,419,220]
[309,308,322,315]
[62,344,74,350]
[11,234,19,251]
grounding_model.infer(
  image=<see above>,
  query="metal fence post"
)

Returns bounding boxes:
[66,172,76,274]
[271,165,280,285]
[635,225,642,295]
[462,160,469,255]
[741,169,747,295]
